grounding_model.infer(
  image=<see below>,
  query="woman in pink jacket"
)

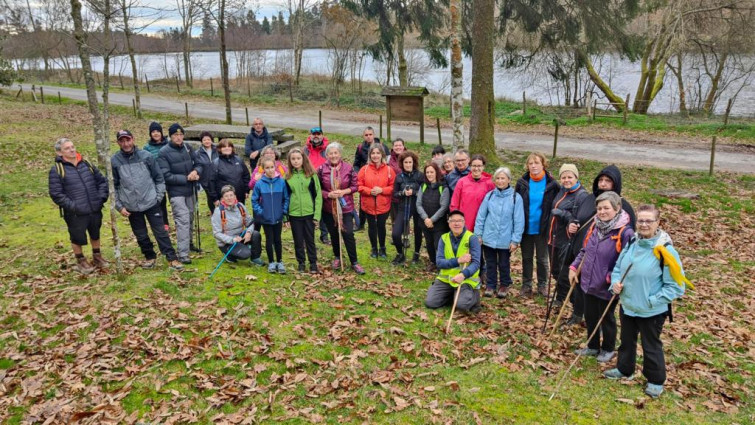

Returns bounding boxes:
[449,154,494,233]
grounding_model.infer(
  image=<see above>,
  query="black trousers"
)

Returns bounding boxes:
[520,233,549,288]
[617,308,668,385]
[290,215,317,265]
[365,212,389,250]
[159,196,170,227]
[128,203,177,261]
[553,243,584,317]
[584,293,618,351]
[392,205,422,256]
[483,245,512,290]
[420,221,448,265]
[322,211,358,264]
[262,222,283,263]
[219,231,262,261]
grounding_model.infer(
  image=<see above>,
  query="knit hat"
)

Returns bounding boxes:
[148,122,163,135]
[559,163,579,179]
[168,123,184,137]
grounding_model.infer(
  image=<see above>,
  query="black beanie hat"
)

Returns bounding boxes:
[149,122,163,135]
[168,123,184,137]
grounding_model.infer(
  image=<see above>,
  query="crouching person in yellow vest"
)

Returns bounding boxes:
[424,210,482,313]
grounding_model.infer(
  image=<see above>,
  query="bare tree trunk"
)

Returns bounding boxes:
[397,31,407,87]
[219,0,232,124]
[580,50,625,112]
[450,0,464,147]
[70,0,122,274]
[120,0,142,118]
[293,0,305,86]
[703,50,728,115]
[182,34,192,87]
[468,0,496,160]
[669,53,687,115]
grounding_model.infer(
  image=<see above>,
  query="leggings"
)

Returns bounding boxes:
[365,212,389,250]
[262,222,283,263]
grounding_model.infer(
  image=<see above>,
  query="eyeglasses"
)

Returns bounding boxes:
[448,219,464,223]
[637,219,657,225]
[470,164,484,169]
[454,159,468,163]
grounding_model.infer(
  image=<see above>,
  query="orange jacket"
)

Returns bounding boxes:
[357,162,395,215]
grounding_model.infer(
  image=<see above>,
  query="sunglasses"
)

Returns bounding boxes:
[312,132,322,135]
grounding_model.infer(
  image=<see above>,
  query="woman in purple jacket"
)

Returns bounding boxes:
[568,191,633,364]
[318,142,365,275]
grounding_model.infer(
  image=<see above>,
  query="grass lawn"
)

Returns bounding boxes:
[0,94,753,424]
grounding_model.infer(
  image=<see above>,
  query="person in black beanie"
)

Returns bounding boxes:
[144,122,170,229]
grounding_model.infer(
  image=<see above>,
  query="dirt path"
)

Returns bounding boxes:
[33,85,755,173]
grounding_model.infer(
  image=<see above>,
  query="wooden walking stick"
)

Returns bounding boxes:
[549,257,586,337]
[445,263,468,334]
[549,263,633,401]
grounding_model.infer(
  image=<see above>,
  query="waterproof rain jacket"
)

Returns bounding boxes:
[304,136,328,169]
[474,186,525,249]
[251,175,290,225]
[449,172,494,232]
[111,147,165,212]
[357,162,395,215]
[318,160,358,215]
[286,169,323,221]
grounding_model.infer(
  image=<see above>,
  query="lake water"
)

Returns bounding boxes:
[17,48,755,117]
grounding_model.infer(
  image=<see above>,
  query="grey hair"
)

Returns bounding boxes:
[364,126,374,133]
[220,185,236,196]
[325,142,343,156]
[454,148,469,158]
[493,167,512,181]
[54,138,72,152]
[260,145,280,160]
[596,191,622,211]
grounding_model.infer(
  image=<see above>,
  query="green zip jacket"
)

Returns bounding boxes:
[286,169,322,221]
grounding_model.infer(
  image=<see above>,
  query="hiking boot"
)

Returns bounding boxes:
[179,257,192,265]
[309,264,320,274]
[332,259,341,270]
[320,234,331,245]
[226,256,237,263]
[352,263,366,275]
[520,285,533,297]
[298,263,306,272]
[483,288,495,298]
[604,368,634,380]
[596,350,616,363]
[537,285,549,297]
[378,247,387,258]
[141,259,156,269]
[496,286,510,299]
[565,315,584,327]
[645,383,664,399]
[574,347,599,357]
[268,262,278,273]
[169,260,185,271]
[75,256,94,275]
[250,257,265,266]
[411,252,421,264]
[92,252,109,270]
[276,262,286,274]
[391,254,405,266]
[551,299,564,310]
[370,248,378,258]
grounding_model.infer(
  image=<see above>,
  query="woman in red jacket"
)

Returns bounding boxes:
[358,144,395,258]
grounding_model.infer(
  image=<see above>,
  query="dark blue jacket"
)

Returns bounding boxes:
[209,153,251,203]
[251,175,290,225]
[157,141,204,198]
[195,145,218,189]
[245,127,273,169]
[48,155,109,215]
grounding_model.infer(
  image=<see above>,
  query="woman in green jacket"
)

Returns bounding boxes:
[286,148,322,273]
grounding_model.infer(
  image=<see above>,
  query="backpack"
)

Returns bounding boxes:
[582,222,629,253]
[218,202,247,234]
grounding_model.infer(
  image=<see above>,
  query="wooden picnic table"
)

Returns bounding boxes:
[182,124,299,158]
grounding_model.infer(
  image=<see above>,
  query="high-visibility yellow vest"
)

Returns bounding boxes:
[437,230,481,288]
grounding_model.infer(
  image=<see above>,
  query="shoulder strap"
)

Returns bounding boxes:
[219,204,227,233]
[612,226,627,253]
[55,162,65,179]
[81,160,95,174]
[237,203,247,227]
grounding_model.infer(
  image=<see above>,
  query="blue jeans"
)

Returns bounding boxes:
[483,245,512,290]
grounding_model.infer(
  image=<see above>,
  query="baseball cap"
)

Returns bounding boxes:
[116,130,133,140]
[310,127,323,134]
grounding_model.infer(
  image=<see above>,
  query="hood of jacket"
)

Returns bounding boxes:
[592,164,623,196]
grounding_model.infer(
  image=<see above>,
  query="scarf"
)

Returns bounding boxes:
[595,210,622,238]
[329,162,344,227]
[529,169,545,182]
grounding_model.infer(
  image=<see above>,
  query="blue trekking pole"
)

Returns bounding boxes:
[209,229,247,279]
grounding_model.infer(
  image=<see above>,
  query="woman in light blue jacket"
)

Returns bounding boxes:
[475,167,524,298]
[605,204,687,399]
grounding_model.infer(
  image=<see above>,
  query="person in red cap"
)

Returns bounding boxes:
[111,129,184,271]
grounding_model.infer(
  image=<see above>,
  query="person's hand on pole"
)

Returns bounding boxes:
[567,222,578,235]
[187,170,199,181]
[452,273,465,284]
[233,236,243,243]
[612,281,623,295]
[457,253,472,264]
[569,268,579,287]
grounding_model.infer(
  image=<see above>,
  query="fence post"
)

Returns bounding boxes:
[31,87,38,102]
[709,136,717,176]
[145,75,150,93]
[379,115,383,139]
[15,85,22,99]
[437,118,442,145]
[586,92,593,118]
[175,76,180,93]
[210,78,214,96]
[132,98,137,116]
[592,100,597,121]
[40,86,45,104]
[623,93,630,124]
[523,91,527,115]
[552,119,560,159]
[58,91,62,104]
[119,74,124,90]
[245,107,250,126]
[319,110,322,130]
[723,98,733,126]
[185,102,190,124]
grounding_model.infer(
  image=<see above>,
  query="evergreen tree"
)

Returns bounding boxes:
[262,16,271,34]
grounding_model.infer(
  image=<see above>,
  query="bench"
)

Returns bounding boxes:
[183,124,299,158]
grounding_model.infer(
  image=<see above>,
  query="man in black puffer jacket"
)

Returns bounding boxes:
[157,123,204,264]
[48,138,109,274]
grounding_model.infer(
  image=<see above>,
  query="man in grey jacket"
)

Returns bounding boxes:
[112,130,183,270]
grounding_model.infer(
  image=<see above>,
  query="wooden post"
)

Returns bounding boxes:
[119,73,124,90]
[185,102,190,124]
[386,102,392,143]
[40,86,45,104]
[724,98,733,126]
[592,99,597,121]
[552,119,560,159]
[132,98,137,116]
[31,88,38,103]
[419,99,425,145]
[623,93,630,124]
[58,91,62,104]
[319,110,322,130]
[586,92,593,118]
[15,85,22,99]
[245,107,250,126]
[210,78,214,96]
[709,136,717,176]
[437,118,442,145]
[523,91,527,115]
[145,75,150,92]
[379,115,383,139]
[175,76,180,93]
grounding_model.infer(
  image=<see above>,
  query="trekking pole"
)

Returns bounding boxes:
[445,263,468,334]
[194,183,202,251]
[549,281,576,338]
[209,229,247,279]
[334,199,344,272]
[549,263,633,401]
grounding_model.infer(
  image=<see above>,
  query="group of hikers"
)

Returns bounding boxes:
[48,119,689,399]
